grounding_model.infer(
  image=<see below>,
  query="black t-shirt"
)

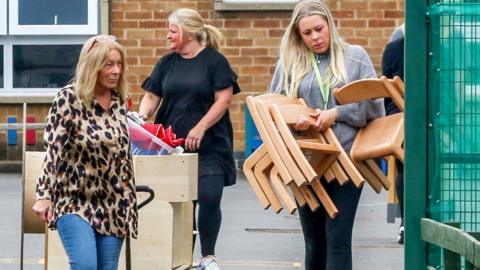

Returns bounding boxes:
[382,37,404,115]
[142,47,240,186]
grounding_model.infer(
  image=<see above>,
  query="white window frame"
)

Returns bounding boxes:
[214,0,298,11]
[0,0,7,35]
[0,45,4,89]
[9,0,98,35]
[0,36,88,97]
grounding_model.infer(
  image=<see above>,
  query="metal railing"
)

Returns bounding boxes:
[421,218,480,269]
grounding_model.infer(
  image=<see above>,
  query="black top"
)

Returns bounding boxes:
[142,47,240,186]
[381,37,404,115]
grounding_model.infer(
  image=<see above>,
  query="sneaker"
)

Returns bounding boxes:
[198,256,221,270]
[397,226,404,244]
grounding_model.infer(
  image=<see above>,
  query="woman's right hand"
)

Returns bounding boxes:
[32,199,53,223]
[294,114,313,131]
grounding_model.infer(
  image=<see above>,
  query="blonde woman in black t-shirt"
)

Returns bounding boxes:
[138,8,240,270]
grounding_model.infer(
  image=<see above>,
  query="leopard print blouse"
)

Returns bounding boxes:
[36,85,138,238]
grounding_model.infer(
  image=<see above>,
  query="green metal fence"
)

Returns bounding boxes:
[406,1,480,269]
[428,1,480,228]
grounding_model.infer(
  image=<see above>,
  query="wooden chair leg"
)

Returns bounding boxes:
[328,161,349,185]
[315,133,349,185]
[270,167,297,214]
[323,129,365,187]
[242,144,270,209]
[354,161,383,193]
[323,169,336,183]
[288,182,307,208]
[393,146,404,164]
[387,156,398,205]
[365,159,390,190]
[308,150,337,183]
[310,179,339,219]
[298,185,320,212]
[254,155,283,213]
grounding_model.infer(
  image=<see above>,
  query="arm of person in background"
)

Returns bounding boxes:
[138,91,162,121]
[32,88,73,223]
[185,86,233,151]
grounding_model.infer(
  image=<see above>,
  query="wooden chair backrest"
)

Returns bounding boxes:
[382,76,405,112]
[393,76,405,97]
[273,103,316,125]
[333,78,390,105]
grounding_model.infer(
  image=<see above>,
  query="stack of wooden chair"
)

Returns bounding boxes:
[243,76,404,217]
[333,76,404,193]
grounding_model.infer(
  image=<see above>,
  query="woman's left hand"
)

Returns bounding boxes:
[311,108,337,132]
[185,125,206,151]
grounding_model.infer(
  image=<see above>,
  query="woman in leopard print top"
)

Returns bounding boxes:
[32,35,138,270]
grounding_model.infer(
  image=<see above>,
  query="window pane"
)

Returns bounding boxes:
[13,45,81,88]
[0,45,3,88]
[19,0,88,25]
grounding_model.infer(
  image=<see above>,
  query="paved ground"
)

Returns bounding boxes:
[0,172,403,270]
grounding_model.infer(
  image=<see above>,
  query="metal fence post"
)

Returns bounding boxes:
[405,0,429,269]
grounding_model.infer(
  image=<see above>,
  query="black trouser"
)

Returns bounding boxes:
[193,174,224,257]
[395,160,404,226]
[297,179,363,270]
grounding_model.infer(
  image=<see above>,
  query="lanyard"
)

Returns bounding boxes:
[310,53,330,109]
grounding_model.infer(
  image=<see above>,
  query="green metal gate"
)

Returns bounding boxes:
[406,0,480,269]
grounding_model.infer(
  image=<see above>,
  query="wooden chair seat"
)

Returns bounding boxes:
[270,167,298,214]
[350,113,404,163]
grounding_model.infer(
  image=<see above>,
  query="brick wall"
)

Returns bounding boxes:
[112,0,404,153]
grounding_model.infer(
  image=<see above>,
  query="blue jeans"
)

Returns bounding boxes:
[298,179,363,270]
[56,214,124,270]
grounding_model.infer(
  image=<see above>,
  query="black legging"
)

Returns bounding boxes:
[193,174,224,257]
[297,179,363,270]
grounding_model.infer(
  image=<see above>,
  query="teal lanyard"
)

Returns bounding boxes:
[310,53,330,109]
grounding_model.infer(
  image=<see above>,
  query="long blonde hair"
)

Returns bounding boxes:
[168,8,223,50]
[277,0,348,98]
[74,35,129,106]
